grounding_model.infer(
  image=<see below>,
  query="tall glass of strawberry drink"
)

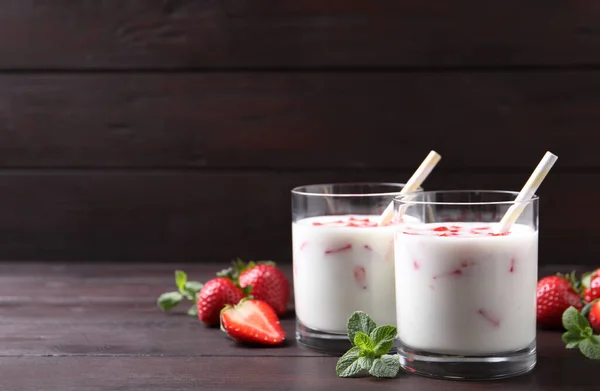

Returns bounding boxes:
[292,182,409,352]
[393,190,539,379]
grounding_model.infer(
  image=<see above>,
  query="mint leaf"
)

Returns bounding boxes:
[370,325,397,356]
[563,306,590,332]
[157,291,183,311]
[336,347,363,377]
[185,281,203,293]
[579,336,600,360]
[179,288,194,301]
[180,281,203,301]
[354,332,375,352]
[348,311,377,344]
[175,270,187,291]
[369,354,401,378]
[187,304,198,316]
[357,356,374,371]
[562,330,584,348]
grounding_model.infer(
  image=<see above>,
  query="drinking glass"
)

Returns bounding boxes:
[291,182,408,353]
[393,190,538,379]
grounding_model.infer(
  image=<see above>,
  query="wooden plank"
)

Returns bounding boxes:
[0,263,572,358]
[0,72,599,169]
[0,312,313,357]
[0,171,593,263]
[0,340,595,391]
[1,1,600,69]
[0,261,311,357]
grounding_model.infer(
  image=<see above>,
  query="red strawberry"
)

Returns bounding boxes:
[239,264,290,316]
[583,269,600,303]
[197,277,245,325]
[537,274,583,328]
[220,299,286,345]
[589,300,600,333]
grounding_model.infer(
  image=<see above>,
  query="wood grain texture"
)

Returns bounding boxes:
[0,263,577,359]
[0,352,596,391]
[0,263,592,391]
[0,72,598,169]
[0,171,592,263]
[1,1,600,69]
[0,263,309,357]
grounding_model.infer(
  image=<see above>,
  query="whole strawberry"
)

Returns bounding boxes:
[240,263,290,316]
[583,269,600,303]
[197,277,245,325]
[589,300,600,333]
[537,273,583,329]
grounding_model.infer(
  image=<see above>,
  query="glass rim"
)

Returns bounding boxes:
[393,190,539,206]
[291,182,410,198]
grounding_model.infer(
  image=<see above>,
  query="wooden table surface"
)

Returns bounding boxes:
[0,262,594,391]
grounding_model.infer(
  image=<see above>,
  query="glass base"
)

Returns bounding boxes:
[295,321,352,354]
[397,341,536,380]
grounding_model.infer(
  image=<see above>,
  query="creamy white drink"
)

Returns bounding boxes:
[292,215,397,333]
[394,222,538,355]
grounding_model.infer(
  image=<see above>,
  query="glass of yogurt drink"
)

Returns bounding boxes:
[393,190,538,379]
[292,182,412,352]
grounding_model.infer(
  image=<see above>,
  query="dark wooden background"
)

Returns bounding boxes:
[0,1,597,265]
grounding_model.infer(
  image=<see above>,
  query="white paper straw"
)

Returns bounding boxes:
[494,151,558,233]
[377,150,441,226]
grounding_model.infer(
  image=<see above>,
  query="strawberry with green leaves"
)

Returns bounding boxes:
[196,278,246,325]
[157,270,245,324]
[336,311,401,378]
[537,272,583,328]
[239,263,290,316]
[218,259,290,316]
[220,299,286,345]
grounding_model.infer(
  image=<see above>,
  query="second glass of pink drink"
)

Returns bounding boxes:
[393,190,539,379]
[292,183,409,352]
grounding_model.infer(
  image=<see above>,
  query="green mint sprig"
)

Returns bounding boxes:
[336,311,401,378]
[562,305,600,359]
[157,270,204,316]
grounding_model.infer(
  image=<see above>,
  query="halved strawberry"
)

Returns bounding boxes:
[220,299,286,345]
[197,277,245,326]
[537,273,583,328]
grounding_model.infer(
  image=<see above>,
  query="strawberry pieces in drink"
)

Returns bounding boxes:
[477,308,501,328]
[220,299,286,345]
[325,244,352,254]
[403,224,504,237]
[311,217,379,228]
[353,266,367,289]
[536,274,583,329]
[197,277,245,326]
